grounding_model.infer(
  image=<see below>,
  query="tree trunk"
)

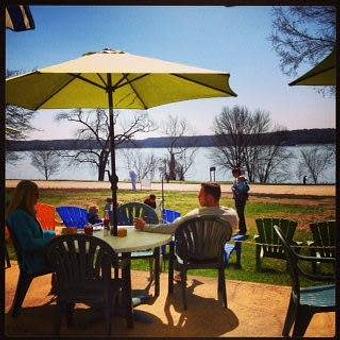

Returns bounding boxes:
[168,153,176,180]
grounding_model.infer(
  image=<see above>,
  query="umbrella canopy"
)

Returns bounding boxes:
[289,50,336,86]
[7,49,236,109]
[6,5,35,32]
[6,48,237,234]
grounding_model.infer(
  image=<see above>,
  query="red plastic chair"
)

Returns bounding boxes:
[36,203,58,230]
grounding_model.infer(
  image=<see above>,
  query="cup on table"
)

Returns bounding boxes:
[84,225,93,236]
[117,227,127,237]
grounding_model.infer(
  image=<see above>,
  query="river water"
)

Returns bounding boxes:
[5,145,335,184]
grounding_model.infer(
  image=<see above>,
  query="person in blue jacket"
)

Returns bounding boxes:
[6,180,56,275]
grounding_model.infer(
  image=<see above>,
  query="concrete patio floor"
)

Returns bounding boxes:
[5,262,335,337]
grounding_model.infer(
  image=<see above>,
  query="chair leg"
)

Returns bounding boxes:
[11,272,33,317]
[256,244,262,271]
[218,267,227,308]
[149,258,154,281]
[5,245,11,268]
[66,302,75,327]
[168,243,175,295]
[181,268,187,310]
[292,306,313,337]
[55,298,64,335]
[282,294,296,336]
[105,296,113,336]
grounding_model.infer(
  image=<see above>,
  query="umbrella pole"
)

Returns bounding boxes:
[107,74,118,236]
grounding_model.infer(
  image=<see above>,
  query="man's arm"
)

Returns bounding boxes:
[143,223,177,234]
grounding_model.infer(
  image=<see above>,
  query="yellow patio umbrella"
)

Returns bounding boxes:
[6,48,237,235]
[289,50,336,86]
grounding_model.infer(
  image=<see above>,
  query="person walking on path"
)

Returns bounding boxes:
[231,166,250,237]
[129,170,137,191]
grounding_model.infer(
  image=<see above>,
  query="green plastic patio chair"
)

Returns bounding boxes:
[168,215,232,310]
[117,202,160,287]
[254,218,300,271]
[273,225,335,337]
[308,220,335,274]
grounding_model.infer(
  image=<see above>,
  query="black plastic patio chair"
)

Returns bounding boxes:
[168,215,232,310]
[46,234,133,335]
[6,222,53,318]
[273,225,335,337]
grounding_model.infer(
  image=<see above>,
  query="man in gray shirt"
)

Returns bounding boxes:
[134,182,238,234]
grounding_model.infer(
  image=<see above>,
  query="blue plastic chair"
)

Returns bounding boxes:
[161,209,181,269]
[224,234,246,268]
[56,206,89,229]
[163,209,181,224]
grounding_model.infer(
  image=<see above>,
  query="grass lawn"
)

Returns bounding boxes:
[5,188,335,287]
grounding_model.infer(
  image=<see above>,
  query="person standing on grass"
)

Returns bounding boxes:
[231,166,250,236]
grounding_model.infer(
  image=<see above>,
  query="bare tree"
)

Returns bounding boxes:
[298,145,334,184]
[6,69,37,164]
[211,105,292,183]
[162,115,198,181]
[56,108,155,181]
[122,149,158,181]
[30,150,61,180]
[269,6,335,76]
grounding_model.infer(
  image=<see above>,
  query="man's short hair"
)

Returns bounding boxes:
[201,182,221,201]
[149,194,156,200]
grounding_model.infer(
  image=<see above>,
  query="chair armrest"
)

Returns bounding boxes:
[296,254,335,282]
[297,254,335,263]
[254,235,260,242]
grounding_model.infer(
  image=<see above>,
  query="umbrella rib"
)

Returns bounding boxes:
[32,76,76,110]
[171,74,237,97]
[114,73,150,90]
[122,74,148,109]
[112,74,129,89]
[70,73,107,91]
[96,73,108,87]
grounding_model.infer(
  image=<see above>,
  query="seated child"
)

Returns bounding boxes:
[88,205,102,225]
[144,194,157,209]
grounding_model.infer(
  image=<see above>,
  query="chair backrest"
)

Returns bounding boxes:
[56,206,89,229]
[36,203,58,230]
[310,220,335,257]
[117,202,159,225]
[46,234,118,291]
[163,209,181,224]
[273,225,301,298]
[255,218,297,253]
[175,215,232,262]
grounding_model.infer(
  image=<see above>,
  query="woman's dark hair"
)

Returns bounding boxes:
[201,182,221,201]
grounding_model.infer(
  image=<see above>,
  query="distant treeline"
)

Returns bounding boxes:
[6,128,335,152]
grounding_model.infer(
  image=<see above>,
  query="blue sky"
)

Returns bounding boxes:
[6,6,335,140]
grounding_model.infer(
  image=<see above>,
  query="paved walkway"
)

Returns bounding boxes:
[5,179,335,197]
[5,263,335,337]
